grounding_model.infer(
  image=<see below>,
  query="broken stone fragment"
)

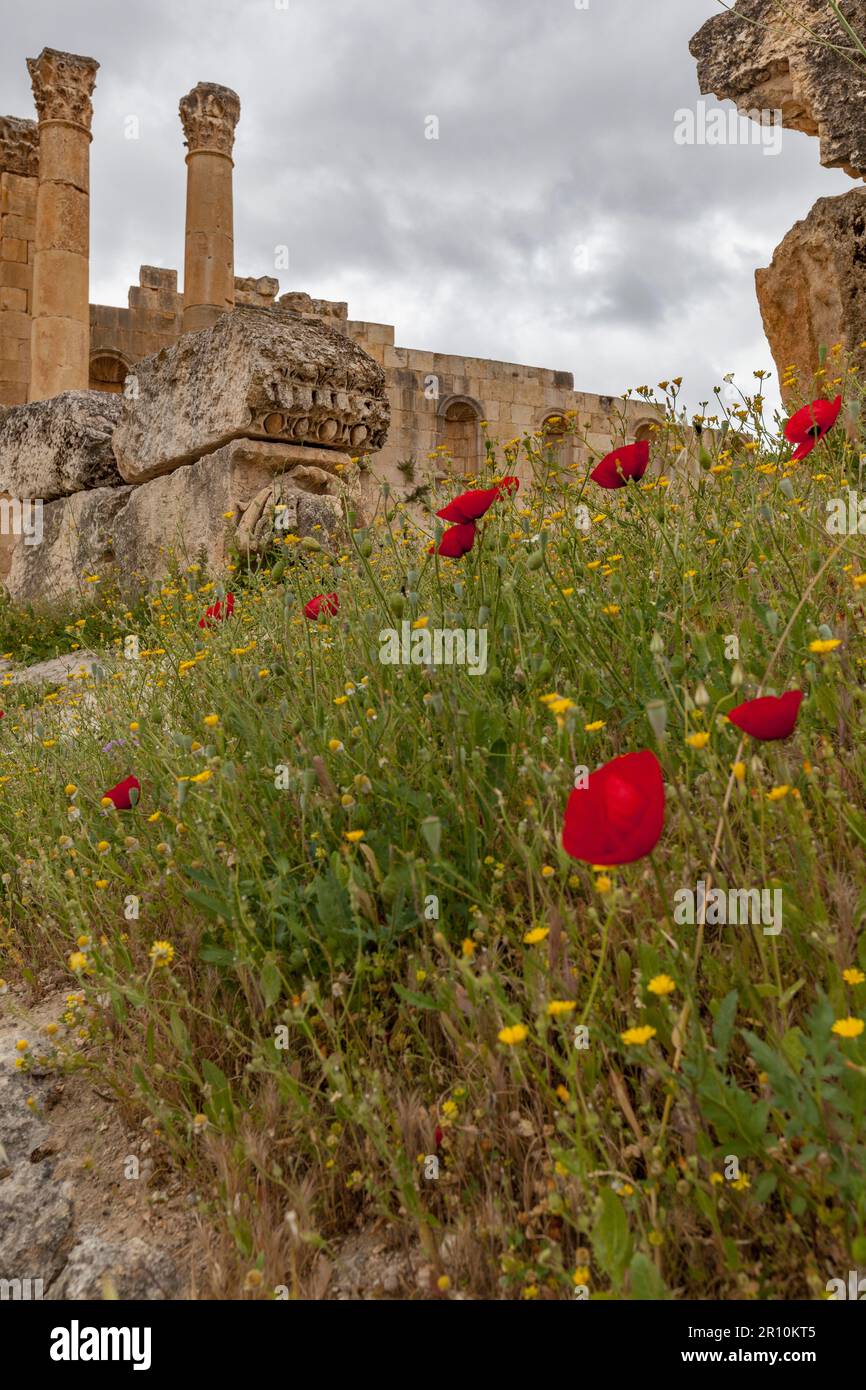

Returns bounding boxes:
[50,1234,182,1300]
[2,483,131,606]
[0,391,123,502]
[690,0,866,179]
[756,187,866,404]
[112,303,390,484]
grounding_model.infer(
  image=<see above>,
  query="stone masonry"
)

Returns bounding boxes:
[0,44,659,605]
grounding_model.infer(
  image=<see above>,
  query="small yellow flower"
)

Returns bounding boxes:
[547,1000,576,1017]
[767,785,790,801]
[412,616,429,630]
[149,940,175,968]
[602,604,620,617]
[809,639,841,654]
[498,1024,529,1046]
[621,1025,656,1046]
[189,769,213,784]
[147,810,161,823]
[584,720,606,732]
[731,761,746,782]
[68,952,89,974]
[65,783,77,796]
[328,738,344,752]
[461,938,477,958]
[129,721,139,732]
[540,864,555,879]
[648,974,676,996]
[573,1266,590,1286]
[555,1085,570,1102]
[94,879,109,890]
[15,1039,28,1052]
[344,829,365,843]
[843,968,865,986]
[686,732,710,749]
[523,927,548,944]
[203,713,220,727]
[595,874,613,894]
[832,1016,864,1039]
[436,1275,451,1292]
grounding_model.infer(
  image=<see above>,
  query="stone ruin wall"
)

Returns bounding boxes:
[0,111,654,491]
[0,45,662,609]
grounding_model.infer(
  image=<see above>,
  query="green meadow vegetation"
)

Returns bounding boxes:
[2,354,866,1300]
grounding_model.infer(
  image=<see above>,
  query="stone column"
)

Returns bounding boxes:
[26,48,99,401]
[179,83,240,335]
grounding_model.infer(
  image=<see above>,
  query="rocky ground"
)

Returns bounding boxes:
[0,984,195,1299]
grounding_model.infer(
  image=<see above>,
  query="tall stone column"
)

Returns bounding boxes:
[179,83,240,335]
[26,48,99,401]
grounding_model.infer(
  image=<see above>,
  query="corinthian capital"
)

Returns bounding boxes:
[179,82,240,157]
[27,48,99,131]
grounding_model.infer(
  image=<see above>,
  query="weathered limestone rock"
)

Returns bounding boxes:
[112,304,390,483]
[690,0,866,178]
[0,390,123,500]
[51,1234,182,1300]
[4,484,129,605]
[756,188,866,403]
[0,1161,75,1285]
[3,440,359,603]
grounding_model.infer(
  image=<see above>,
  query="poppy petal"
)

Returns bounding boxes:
[727,690,803,741]
[562,750,664,865]
[431,522,477,558]
[590,440,650,490]
[103,774,141,811]
[436,488,500,523]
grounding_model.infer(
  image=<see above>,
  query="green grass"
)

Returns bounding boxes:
[2,360,866,1300]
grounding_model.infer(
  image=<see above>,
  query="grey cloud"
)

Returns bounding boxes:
[1,0,856,414]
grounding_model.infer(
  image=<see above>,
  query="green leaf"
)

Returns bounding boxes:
[591,1187,632,1291]
[393,984,440,1012]
[712,991,738,1068]
[169,1008,191,1059]
[628,1252,667,1300]
[202,1058,235,1131]
[260,955,282,1009]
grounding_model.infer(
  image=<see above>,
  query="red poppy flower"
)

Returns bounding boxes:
[494,475,520,497]
[304,592,339,621]
[103,774,141,810]
[437,488,500,523]
[590,440,650,489]
[198,591,235,628]
[429,522,477,558]
[562,750,664,866]
[784,395,842,461]
[434,1126,443,1150]
[727,689,803,741]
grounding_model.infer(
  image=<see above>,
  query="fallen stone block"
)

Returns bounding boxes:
[2,439,360,604]
[0,391,124,502]
[112,303,390,483]
[690,0,866,178]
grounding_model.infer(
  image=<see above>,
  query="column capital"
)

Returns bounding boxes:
[179,82,240,157]
[26,48,99,132]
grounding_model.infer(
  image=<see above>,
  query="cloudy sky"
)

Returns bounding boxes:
[2,0,854,416]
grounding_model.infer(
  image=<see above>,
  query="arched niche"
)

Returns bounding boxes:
[435,395,483,476]
[89,351,131,394]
